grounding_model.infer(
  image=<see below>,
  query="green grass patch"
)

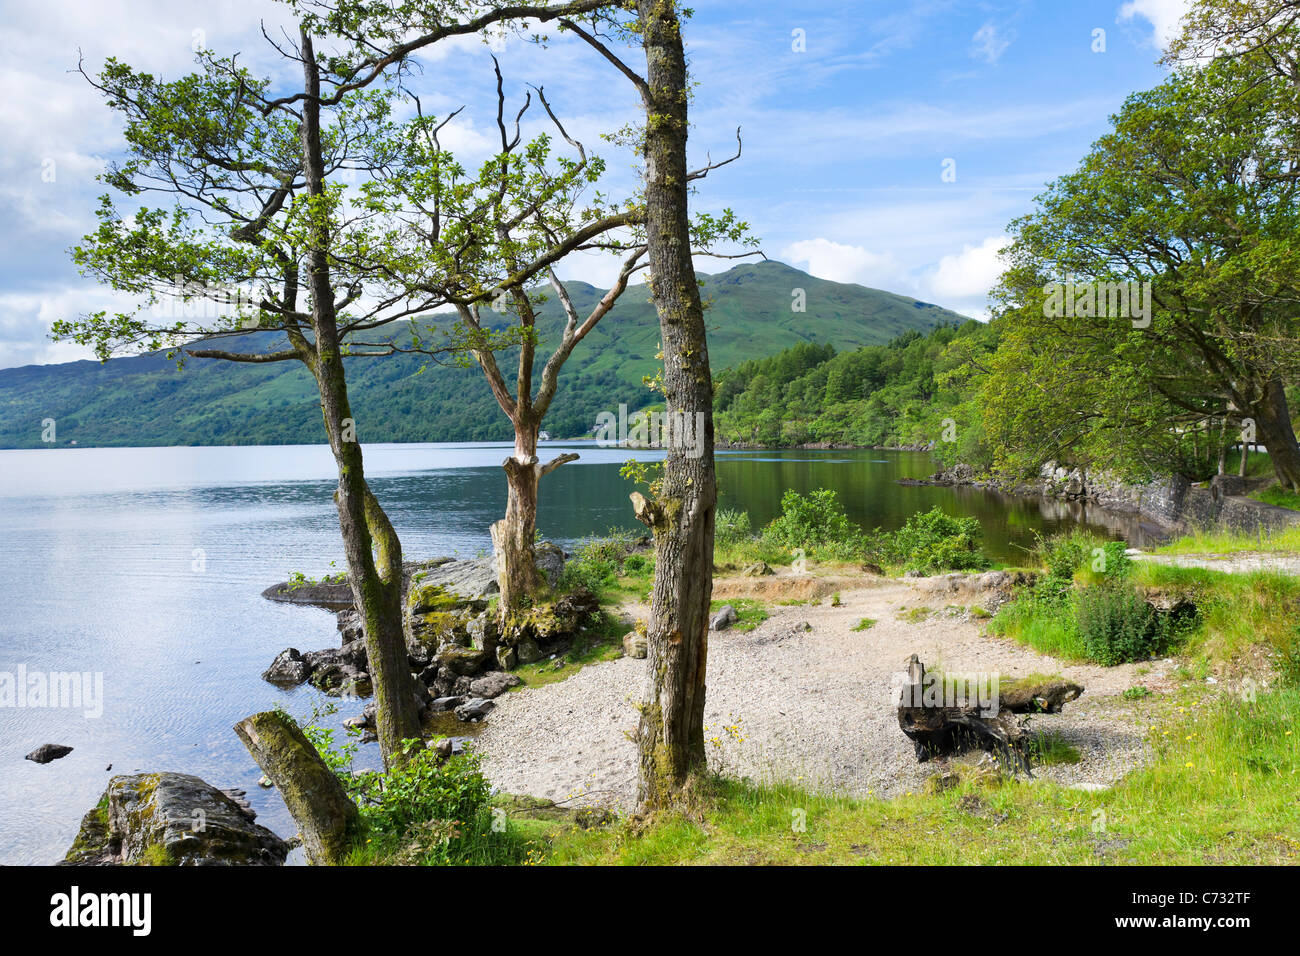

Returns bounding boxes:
[709,598,769,632]
[1250,484,1300,511]
[851,617,876,632]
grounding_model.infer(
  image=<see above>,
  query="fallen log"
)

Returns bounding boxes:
[896,656,1080,774]
[234,710,361,865]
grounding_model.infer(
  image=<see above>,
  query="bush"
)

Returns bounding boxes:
[558,529,641,595]
[1075,586,1161,665]
[351,743,492,839]
[890,507,989,574]
[715,509,753,549]
[761,489,867,560]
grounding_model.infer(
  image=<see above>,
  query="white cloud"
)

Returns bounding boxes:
[1118,0,1192,49]
[927,235,1007,301]
[969,21,1014,65]
[780,238,909,290]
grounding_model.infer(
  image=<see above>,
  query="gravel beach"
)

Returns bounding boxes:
[475,578,1164,811]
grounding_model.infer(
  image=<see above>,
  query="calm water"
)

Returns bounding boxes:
[0,442,1143,865]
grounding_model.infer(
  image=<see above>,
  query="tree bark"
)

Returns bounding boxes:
[234,710,361,865]
[299,28,421,767]
[1251,377,1300,491]
[631,0,716,812]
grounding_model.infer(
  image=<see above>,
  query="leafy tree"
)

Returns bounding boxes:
[983,53,1300,489]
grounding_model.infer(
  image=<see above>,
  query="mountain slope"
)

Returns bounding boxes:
[0,261,970,448]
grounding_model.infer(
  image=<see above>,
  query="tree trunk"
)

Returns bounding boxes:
[234,710,360,865]
[493,430,544,612]
[299,28,421,767]
[1252,377,1300,491]
[631,0,716,813]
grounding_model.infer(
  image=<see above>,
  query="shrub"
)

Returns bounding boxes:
[351,742,492,839]
[759,489,863,556]
[715,509,753,549]
[890,507,989,574]
[1075,586,1161,665]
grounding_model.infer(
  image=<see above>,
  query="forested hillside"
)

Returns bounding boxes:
[0,261,967,448]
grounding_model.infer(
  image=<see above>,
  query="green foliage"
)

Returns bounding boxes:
[712,319,995,455]
[1074,586,1164,666]
[759,488,878,563]
[714,509,752,549]
[557,529,645,598]
[889,507,989,574]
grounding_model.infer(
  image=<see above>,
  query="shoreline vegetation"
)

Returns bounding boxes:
[326,499,1300,865]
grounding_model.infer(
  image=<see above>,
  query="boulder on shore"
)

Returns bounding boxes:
[62,772,289,866]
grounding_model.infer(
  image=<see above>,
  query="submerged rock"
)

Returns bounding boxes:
[62,772,289,866]
[26,743,73,764]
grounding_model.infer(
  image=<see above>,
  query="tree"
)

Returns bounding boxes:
[57,38,435,766]
[561,1,745,810]
[983,53,1300,489]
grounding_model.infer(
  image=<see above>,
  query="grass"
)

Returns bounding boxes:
[1030,731,1082,766]
[1250,484,1300,512]
[1151,524,1300,555]
[537,687,1300,865]
[709,598,769,632]
[851,617,876,631]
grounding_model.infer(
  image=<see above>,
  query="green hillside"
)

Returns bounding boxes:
[0,261,969,448]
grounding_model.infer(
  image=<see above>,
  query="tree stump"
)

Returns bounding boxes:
[234,710,361,865]
[896,656,1077,774]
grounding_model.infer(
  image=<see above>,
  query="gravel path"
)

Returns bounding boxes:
[476,579,1166,811]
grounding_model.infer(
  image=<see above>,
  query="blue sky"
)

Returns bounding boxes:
[0,0,1189,368]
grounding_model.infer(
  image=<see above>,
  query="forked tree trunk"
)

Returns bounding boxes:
[1252,377,1300,491]
[492,414,579,612]
[631,0,717,812]
[299,29,421,767]
[493,435,543,611]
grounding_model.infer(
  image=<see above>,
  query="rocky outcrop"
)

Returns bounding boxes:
[912,461,1300,536]
[260,548,596,732]
[62,772,289,866]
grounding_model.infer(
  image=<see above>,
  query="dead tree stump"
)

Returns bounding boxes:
[895,656,1082,774]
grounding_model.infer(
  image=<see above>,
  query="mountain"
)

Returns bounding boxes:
[0,261,970,448]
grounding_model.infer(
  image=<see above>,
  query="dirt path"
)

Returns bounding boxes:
[475,578,1169,812]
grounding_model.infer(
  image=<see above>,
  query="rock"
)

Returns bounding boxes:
[467,611,501,653]
[1210,473,1246,500]
[261,648,310,686]
[515,636,543,666]
[469,671,521,699]
[742,561,774,576]
[408,557,498,605]
[454,697,495,721]
[430,696,466,713]
[709,605,738,631]
[417,664,441,686]
[534,541,568,586]
[26,744,73,764]
[495,645,518,670]
[336,609,365,645]
[436,645,490,676]
[622,630,647,659]
[62,772,289,866]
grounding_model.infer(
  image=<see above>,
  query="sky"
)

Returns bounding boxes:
[0,0,1193,369]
